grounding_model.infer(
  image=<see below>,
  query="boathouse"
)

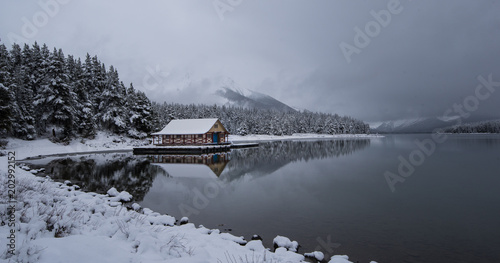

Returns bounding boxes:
[151,118,229,146]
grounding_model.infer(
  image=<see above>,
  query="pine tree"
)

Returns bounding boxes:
[0,44,12,136]
[33,48,75,141]
[70,56,96,138]
[97,65,127,133]
[126,83,153,138]
[9,43,37,139]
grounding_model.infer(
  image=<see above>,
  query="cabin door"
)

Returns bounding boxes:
[213,133,219,144]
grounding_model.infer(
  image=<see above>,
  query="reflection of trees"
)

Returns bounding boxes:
[44,153,166,202]
[222,139,370,180]
[38,140,370,200]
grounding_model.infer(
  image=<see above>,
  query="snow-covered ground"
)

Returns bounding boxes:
[4,132,148,160]
[1,133,379,263]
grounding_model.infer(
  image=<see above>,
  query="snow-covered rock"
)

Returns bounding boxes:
[274,247,305,262]
[131,203,141,211]
[107,187,120,197]
[107,187,133,202]
[251,234,263,240]
[273,235,299,252]
[329,255,353,263]
[179,217,189,225]
[305,251,325,261]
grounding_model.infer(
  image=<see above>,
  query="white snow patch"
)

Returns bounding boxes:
[218,232,247,245]
[245,240,266,252]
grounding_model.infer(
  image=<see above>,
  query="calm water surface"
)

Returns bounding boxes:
[28,134,500,263]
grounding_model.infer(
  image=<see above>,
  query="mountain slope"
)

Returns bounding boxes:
[216,87,296,112]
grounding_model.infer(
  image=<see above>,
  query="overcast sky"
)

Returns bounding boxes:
[1,0,499,124]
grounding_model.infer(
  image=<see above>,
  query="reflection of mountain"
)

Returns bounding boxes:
[41,153,165,202]
[221,139,370,181]
[147,153,230,177]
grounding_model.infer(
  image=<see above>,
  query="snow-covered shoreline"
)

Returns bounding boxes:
[230,133,382,143]
[0,133,379,263]
[3,132,381,161]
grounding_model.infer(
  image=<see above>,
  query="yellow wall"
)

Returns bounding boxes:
[208,120,229,133]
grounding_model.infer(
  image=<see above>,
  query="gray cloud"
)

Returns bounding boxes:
[1,0,499,123]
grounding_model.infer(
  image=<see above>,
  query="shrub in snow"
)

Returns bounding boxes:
[273,235,299,252]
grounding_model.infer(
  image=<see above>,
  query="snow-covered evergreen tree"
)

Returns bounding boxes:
[126,83,153,138]
[0,44,11,136]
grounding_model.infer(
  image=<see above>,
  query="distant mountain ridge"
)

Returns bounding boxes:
[214,78,295,112]
[373,117,452,133]
[373,116,500,133]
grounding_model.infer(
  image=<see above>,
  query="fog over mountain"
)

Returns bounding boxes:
[1,1,499,125]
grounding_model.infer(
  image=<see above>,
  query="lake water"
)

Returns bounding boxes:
[26,134,500,263]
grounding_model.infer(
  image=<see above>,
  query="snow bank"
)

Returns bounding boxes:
[3,131,148,160]
[0,161,310,263]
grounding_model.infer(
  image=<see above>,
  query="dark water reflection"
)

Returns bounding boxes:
[27,154,165,202]
[25,135,500,263]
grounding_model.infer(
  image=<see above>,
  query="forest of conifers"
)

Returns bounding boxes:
[0,42,369,142]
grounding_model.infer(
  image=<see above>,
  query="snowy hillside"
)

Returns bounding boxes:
[215,77,295,112]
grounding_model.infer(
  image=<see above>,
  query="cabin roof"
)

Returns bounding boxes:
[151,118,221,135]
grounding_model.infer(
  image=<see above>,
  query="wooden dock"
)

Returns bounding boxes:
[133,143,258,155]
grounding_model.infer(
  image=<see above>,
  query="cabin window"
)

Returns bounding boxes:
[165,135,170,139]
[214,124,218,128]
[176,135,181,138]
[198,134,203,138]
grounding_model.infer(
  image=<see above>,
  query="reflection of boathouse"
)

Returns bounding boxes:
[148,153,230,177]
